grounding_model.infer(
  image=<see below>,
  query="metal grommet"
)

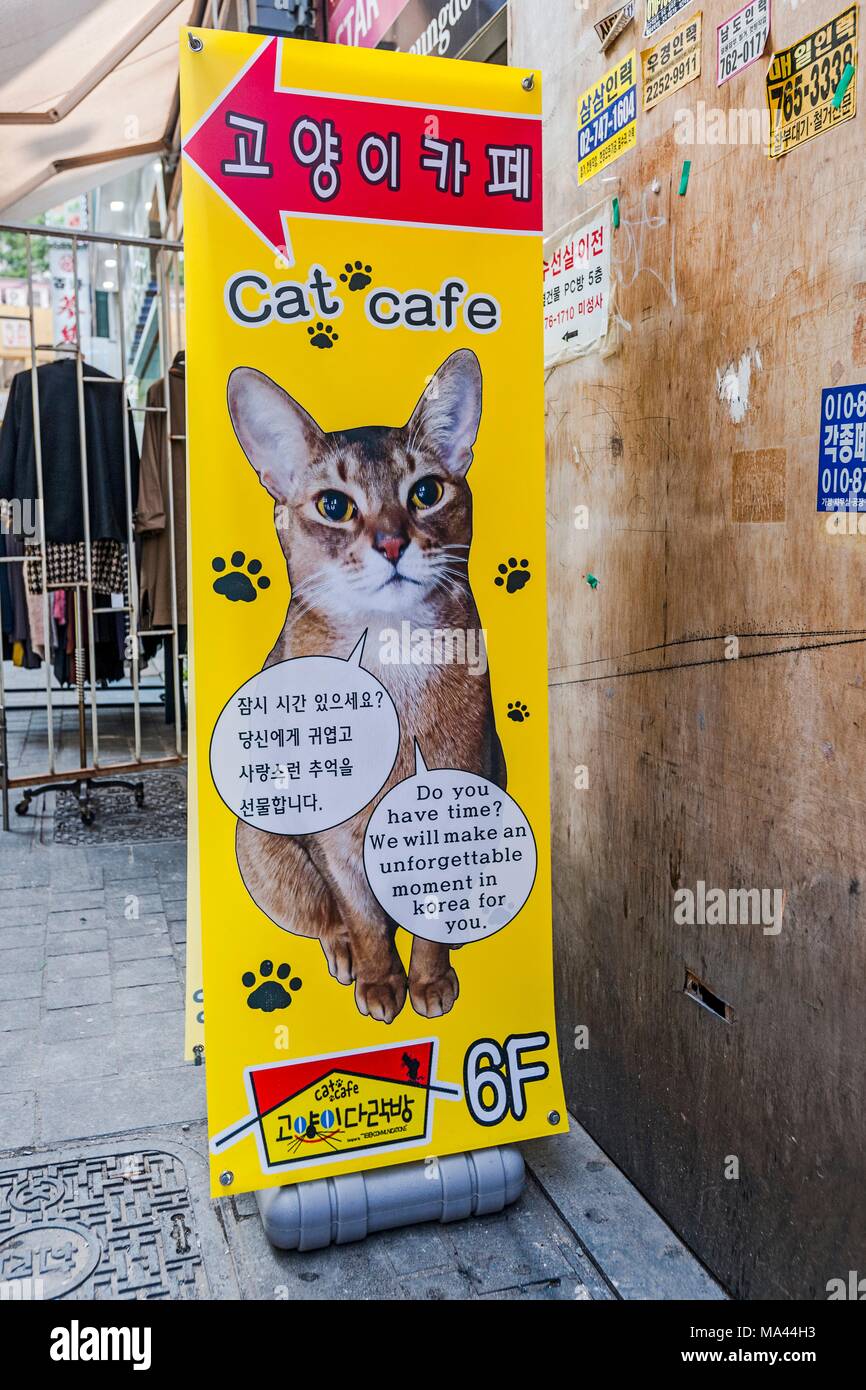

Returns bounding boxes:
[219,1170,234,1187]
[188,32,204,51]
[547,1110,561,1125]
[522,74,535,91]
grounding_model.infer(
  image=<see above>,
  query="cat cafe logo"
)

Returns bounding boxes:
[225,265,502,336]
[50,1319,152,1370]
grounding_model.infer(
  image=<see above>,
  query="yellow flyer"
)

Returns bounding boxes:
[642,13,702,112]
[578,49,638,185]
[766,5,858,158]
[180,28,566,1196]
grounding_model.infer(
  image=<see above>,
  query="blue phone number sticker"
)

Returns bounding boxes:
[818,384,866,511]
[578,86,637,160]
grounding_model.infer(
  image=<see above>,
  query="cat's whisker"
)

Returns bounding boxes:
[288,566,335,618]
[289,577,327,609]
[432,562,471,581]
[430,569,467,586]
[430,571,468,603]
[432,550,470,565]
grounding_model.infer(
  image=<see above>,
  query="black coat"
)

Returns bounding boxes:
[0,359,139,544]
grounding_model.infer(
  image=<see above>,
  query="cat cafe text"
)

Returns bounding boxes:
[224,265,503,335]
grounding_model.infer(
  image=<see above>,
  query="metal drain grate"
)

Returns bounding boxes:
[53,769,187,845]
[0,1148,209,1300]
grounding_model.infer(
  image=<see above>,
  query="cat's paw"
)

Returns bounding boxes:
[308,321,339,349]
[507,700,530,723]
[212,552,271,602]
[355,970,407,1024]
[319,926,354,985]
[495,557,531,593]
[409,966,459,1018]
[242,960,302,1012]
[340,260,373,291]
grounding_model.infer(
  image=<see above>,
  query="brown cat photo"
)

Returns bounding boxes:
[227,349,506,1024]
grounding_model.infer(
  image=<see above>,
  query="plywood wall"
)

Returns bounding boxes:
[510,0,866,1298]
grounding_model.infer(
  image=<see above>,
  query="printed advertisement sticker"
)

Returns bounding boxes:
[817,384,866,512]
[594,1,636,53]
[543,205,611,366]
[717,0,770,87]
[644,0,694,39]
[577,49,638,185]
[210,1039,462,1172]
[642,12,702,111]
[766,5,858,158]
[179,29,567,1196]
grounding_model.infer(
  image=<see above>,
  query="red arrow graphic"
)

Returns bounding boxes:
[182,37,543,266]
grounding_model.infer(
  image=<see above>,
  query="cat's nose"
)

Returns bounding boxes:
[375,532,408,565]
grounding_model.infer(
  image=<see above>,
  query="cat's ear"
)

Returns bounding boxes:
[407,349,482,477]
[227,367,323,503]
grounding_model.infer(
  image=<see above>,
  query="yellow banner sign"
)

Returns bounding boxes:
[179,28,567,1196]
[766,5,858,158]
[578,49,638,184]
[642,13,702,111]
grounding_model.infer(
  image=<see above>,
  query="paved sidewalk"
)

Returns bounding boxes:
[0,763,726,1301]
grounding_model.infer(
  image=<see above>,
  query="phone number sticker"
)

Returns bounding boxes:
[645,0,694,39]
[717,0,770,86]
[818,384,866,512]
[642,13,702,111]
[766,5,857,158]
[578,49,638,184]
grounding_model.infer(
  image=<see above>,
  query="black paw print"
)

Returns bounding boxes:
[507,701,531,723]
[242,960,303,1013]
[212,552,271,603]
[495,558,531,594]
[308,322,339,349]
[340,260,372,291]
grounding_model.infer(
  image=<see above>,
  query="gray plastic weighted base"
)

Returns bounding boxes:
[255,1145,525,1251]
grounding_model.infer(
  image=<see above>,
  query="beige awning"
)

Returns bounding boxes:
[0,0,199,222]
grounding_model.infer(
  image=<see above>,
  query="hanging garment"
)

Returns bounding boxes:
[136,354,187,629]
[3,533,41,669]
[48,587,124,688]
[25,585,45,658]
[0,535,15,658]
[24,539,126,596]
[0,358,139,544]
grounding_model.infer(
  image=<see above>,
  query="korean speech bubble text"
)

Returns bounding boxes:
[209,633,400,835]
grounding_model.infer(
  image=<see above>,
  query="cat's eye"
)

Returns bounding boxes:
[409,476,444,511]
[316,490,356,523]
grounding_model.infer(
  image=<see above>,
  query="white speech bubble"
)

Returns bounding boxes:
[363,744,537,945]
[209,633,399,835]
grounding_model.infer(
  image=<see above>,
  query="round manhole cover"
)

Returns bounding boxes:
[0,1221,101,1299]
[10,1175,64,1214]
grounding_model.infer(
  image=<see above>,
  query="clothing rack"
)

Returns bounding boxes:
[0,222,186,830]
